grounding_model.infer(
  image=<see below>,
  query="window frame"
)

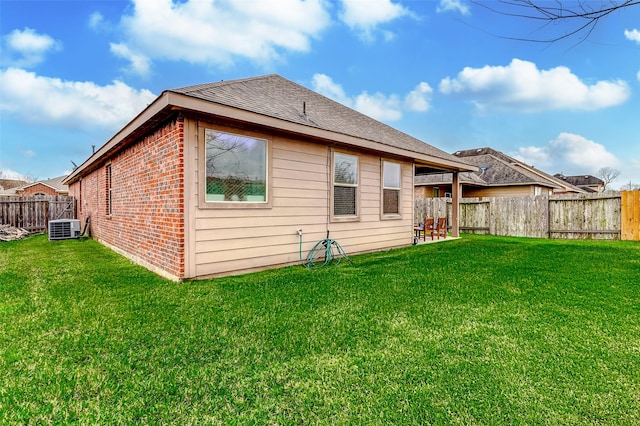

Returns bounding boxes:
[381,159,402,219]
[198,126,272,210]
[331,151,360,222]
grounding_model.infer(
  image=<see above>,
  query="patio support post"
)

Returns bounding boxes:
[451,171,460,237]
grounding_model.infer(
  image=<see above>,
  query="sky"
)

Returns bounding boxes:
[1,0,639,189]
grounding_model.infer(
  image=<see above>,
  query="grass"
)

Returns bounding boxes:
[1,234,639,424]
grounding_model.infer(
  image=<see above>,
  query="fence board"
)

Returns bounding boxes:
[621,190,640,240]
[0,196,76,233]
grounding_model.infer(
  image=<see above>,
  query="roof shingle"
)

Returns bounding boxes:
[169,74,465,166]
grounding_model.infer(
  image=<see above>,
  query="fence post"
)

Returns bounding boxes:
[45,201,50,234]
[546,196,551,239]
[621,190,640,241]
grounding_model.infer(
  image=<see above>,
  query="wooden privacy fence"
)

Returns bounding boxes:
[416,191,640,241]
[0,196,76,233]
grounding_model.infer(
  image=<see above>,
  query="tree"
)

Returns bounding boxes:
[621,181,640,190]
[597,166,621,190]
[472,0,640,43]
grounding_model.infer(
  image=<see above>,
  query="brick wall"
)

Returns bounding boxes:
[69,115,185,280]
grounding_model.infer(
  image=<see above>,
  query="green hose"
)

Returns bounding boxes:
[299,231,350,269]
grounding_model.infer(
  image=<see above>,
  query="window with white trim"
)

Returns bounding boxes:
[205,130,267,203]
[333,152,358,217]
[382,160,401,215]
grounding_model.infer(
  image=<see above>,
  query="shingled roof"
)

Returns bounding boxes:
[66,74,475,185]
[168,75,470,169]
[0,175,68,196]
[415,147,585,193]
[554,174,604,187]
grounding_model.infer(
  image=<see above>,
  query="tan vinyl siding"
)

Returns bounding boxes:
[187,118,413,278]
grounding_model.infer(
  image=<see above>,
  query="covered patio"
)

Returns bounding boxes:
[414,160,476,239]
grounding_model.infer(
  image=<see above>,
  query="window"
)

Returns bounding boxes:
[205,130,267,203]
[382,161,401,215]
[105,164,112,215]
[333,152,358,217]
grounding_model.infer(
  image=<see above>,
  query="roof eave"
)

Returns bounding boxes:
[166,92,477,172]
[65,90,477,185]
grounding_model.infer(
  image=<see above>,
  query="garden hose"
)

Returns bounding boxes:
[299,231,350,269]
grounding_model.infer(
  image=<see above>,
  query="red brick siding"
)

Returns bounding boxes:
[18,183,58,196]
[69,116,185,279]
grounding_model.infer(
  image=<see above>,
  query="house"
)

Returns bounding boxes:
[0,178,27,192]
[553,174,604,193]
[0,175,69,198]
[64,74,475,280]
[415,147,585,198]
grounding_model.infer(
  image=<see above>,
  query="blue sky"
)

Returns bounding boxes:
[1,0,639,189]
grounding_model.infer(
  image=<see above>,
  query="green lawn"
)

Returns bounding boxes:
[1,234,639,424]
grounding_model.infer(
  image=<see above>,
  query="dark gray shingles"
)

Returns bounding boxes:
[169,74,465,165]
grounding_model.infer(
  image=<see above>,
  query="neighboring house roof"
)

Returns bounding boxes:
[66,74,475,184]
[415,171,486,186]
[0,179,27,191]
[554,173,604,187]
[0,175,69,196]
[415,147,585,193]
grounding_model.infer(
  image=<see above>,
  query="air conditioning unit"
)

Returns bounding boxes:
[49,219,81,240]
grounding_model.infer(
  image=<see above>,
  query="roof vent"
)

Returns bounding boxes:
[478,163,491,175]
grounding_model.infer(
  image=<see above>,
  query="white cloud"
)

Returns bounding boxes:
[312,74,430,121]
[1,27,61,67]
[110,42,152,77]
[514,146,550,166]
[88,12,111,32]
[439,58,630,112]
[354,92,402,121]
[624,28,640,44]
[311,74,352,106]
[404,82,433,112]
[437,0,470,15]
[0,169,28,181]
[113,0,330,75]
[88,12,103,29]
[0,68,156,130]
[514,132,619,174]
[339,0,411,41]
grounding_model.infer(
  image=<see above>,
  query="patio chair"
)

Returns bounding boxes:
[436,217,447,239]
[414,217,435,242]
